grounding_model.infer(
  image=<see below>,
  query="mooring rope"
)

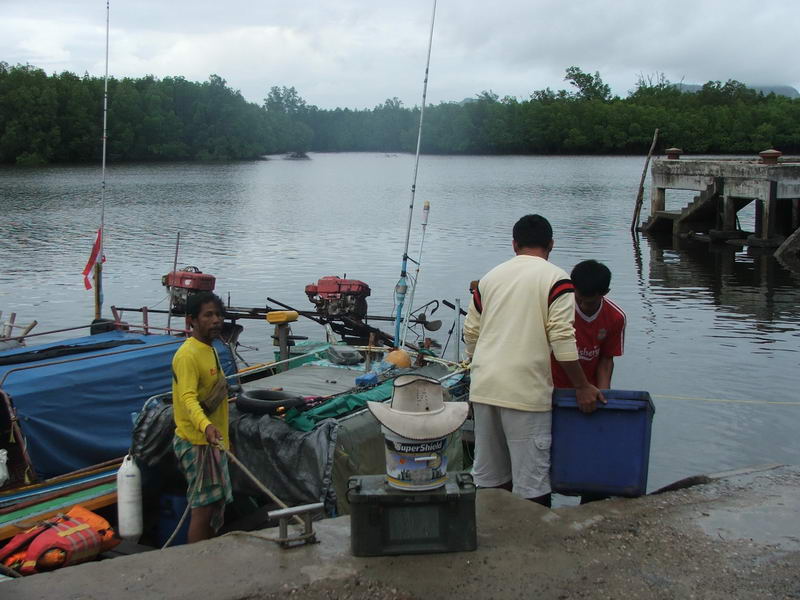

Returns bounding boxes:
[651,394,799,406]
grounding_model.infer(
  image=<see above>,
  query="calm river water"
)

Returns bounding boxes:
[1,153,798,491]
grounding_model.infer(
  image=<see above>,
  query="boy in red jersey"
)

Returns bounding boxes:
[551,259,626,504]
[551,260,625,390]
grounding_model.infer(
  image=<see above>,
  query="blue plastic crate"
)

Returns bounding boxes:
[551,389,655,497]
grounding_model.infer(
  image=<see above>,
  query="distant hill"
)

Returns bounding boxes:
[674,83,799,98]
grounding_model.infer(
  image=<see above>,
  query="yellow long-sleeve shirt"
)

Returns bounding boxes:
[172,336,230,449]
[463,254,578,412]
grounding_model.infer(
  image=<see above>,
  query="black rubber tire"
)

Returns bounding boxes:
[236,389,305,415]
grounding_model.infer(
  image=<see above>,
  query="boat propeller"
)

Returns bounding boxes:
[417,314,442,332]
[412,300,442,331]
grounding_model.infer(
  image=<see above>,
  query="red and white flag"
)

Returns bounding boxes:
[82,228,106,290]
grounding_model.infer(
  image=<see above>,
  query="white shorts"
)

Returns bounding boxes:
[471,402,552,498]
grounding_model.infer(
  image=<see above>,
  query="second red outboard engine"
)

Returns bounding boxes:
[305,276,371,320]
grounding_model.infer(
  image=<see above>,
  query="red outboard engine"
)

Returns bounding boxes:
[162,266,216,313]
[305,276,371,320]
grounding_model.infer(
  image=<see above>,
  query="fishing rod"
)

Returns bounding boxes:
[393,0,438,345]
[93,0,111,319]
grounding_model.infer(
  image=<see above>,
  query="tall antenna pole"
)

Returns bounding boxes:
[393,0,437,345]
[94,0,110,320]
[400,200,431,348]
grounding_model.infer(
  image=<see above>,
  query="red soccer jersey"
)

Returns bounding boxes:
[551,298,626,388]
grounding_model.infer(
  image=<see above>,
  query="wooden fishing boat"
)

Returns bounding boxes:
[0,283,467,545]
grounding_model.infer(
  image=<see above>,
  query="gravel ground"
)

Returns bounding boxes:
[245,468,800,600]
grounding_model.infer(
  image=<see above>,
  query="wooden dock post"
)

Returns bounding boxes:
[631,129,659,232]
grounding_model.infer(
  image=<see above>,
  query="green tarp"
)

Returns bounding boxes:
[283,379,395,432]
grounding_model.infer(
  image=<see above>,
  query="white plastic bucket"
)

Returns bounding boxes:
[381,426,448,491]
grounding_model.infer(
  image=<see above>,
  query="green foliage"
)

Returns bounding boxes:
[0,65,307,163]
[563,66,612,102]
[1,63,799,163]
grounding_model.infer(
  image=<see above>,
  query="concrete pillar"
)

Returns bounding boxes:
[762,181,778,239]
[722,195,738,231]
[755,200,763,236]
[651,186,666,214]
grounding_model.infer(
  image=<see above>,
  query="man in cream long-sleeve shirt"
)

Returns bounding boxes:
[463,214,604,507]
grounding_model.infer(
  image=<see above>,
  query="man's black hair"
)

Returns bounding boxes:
[571,260,611,296]
[512,214,553,250]
[186,291,225,319]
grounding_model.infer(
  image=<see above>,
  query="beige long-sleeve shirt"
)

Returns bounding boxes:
[463,254,578,412]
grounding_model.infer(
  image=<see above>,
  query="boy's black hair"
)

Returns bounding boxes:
[512,214,553,250]
[186,291,225,319]
[571,260,611,296]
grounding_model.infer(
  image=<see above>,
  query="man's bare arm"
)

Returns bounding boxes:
[556,359,606,413]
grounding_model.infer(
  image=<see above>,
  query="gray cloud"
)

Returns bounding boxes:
[1,0,797,109]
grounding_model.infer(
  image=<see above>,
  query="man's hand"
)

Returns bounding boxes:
[205,424,223,445]
[576,384,606,414]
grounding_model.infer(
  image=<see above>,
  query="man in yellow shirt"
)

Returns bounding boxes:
[464,215,605,507]
[172,291,232,543]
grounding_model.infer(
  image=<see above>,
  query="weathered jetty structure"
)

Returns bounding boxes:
[641,149,800,265]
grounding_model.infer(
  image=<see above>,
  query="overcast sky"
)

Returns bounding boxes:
[2,0,798,109]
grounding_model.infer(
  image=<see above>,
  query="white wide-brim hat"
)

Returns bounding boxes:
[367,374,469,440]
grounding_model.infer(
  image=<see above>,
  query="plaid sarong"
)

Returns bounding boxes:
[173,436,233,533]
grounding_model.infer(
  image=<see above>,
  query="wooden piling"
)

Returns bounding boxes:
[631,129,659,232]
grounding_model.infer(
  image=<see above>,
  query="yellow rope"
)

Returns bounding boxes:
[652,394,800,406]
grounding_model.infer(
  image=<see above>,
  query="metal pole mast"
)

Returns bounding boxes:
[393,0,437,345]
[94,0,110,319]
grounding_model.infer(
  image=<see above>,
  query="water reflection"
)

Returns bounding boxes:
[644,233,800,324]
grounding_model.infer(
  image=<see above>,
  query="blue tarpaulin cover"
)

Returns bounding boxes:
[0,331,236,479]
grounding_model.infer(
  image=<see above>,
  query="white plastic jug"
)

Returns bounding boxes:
[0,449,8,487]
[116,454,143,540]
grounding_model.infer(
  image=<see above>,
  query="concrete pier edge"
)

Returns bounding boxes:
[5,464,800,599]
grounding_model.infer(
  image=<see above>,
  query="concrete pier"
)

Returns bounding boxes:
[4,465,800,599]
[642,152,800,264]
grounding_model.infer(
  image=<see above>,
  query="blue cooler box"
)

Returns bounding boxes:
[551,389,655,497]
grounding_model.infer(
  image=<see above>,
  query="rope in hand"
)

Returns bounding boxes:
[161,443,304,550]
